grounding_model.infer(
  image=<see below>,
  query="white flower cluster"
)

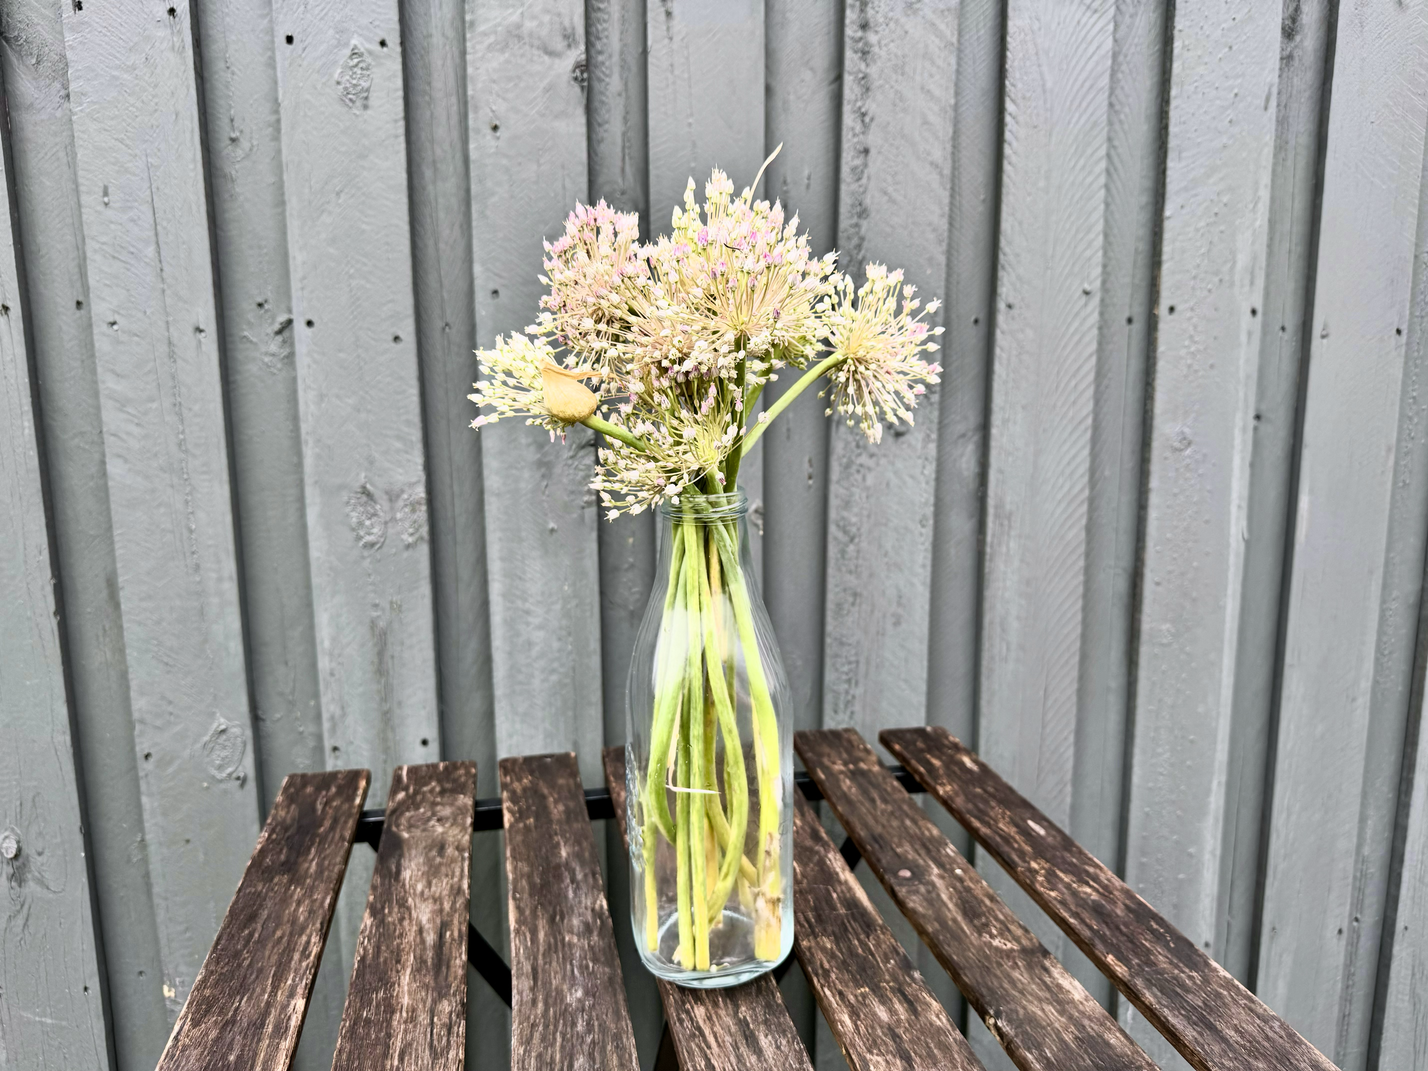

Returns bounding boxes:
[469,155,944,516]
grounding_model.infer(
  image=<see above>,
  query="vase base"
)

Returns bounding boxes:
[638,907,792,988]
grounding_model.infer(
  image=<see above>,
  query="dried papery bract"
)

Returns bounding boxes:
[467,153,943,987]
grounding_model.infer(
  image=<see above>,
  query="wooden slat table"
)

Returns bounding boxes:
[159,735,1339,1071]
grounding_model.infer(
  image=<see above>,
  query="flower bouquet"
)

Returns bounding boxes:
[470,148,942,987]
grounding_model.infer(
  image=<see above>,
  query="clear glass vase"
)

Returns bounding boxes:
[625,490,794,987]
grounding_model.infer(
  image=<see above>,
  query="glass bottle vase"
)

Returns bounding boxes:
[625,490,794,987]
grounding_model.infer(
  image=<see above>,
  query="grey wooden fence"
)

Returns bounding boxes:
[5,0,1428,1069]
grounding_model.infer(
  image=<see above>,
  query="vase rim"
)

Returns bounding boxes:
[657,488,748,522]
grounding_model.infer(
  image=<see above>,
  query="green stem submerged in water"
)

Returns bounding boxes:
[639,501,783,969]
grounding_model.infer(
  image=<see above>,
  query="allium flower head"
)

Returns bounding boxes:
[469,333,597,438]
[820,265,944,443]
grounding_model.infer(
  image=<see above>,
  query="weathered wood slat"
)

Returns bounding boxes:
[504,753,638,1071]
[602,748,813,1071]
[271,0,439,799]
[0,1,169,1060]
[1259,3,1428,1066]
[155,770,368,1071]
[1122,2,1291,1063]
[0,112,109,1068]
[331,763,477,1071]
[397,3,504,1068]
[61,0,263,1020]
[883,726,1338,1071]
[977,0,1117,1032]
[791,793,981,1071]
[796,729,1155,1071]
[467,0,603,776]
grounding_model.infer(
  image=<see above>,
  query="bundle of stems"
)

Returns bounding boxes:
[643,500,781,966]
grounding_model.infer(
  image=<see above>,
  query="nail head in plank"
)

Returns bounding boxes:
[791,793,982,1071]
[602,747,813,1071]
[331,762,477,1071]
[156,770,370,1071]
[795,729,1155,1071]
[882,726,1337,1071]
[504,753,639,1071]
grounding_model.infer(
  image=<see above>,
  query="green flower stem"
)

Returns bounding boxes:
[739,352,845,454]
[581,413,648,451]
[641,526,685,951]
[696,527,751,924]
[682,519,711,970]
[709,518,782,960]
[675,701,693,967]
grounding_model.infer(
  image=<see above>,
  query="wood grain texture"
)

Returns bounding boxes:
[61,0,263,1019]
[1379,692,1428,1070]
[155,770,368,1071]
[331,762,477,1071]
[1260,4,1428,1067]
[791,793,981,1071]
[796,729,1155,1071]
[977,0,1115,1028]
[883,726,1339,1071]
[1123,1,1283,1063]
[396,4,506,1070]
[763,0,841,736]
[0,116,109,1069]
[193,0,325,814]
[0,2,170,1062]
[824,0,956,746]
[504,753,639,1071]
[271,0,439,802]
[467,0,604,778]
[602,747,813,1071]
[926,0,1003,751]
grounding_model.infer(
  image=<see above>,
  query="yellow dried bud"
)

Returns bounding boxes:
[540,359,600,423]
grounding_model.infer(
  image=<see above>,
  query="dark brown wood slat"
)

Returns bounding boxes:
[795,729,1157,1071]
[504,752,640,1071]
[601,747,811,1071]
[882,726,1339,1071]
[791,791,983,1071]
[331,762,477,1071]
[156,769,369,1071]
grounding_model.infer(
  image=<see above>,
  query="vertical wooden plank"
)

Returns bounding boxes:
[764,0,841,736]
[585,2,662,1061]
[468,0,603,777]
[925,0,1002,753]
[824,0,955,750]
[646,0,767,575]
[824,6,960,1066]
[1261,4,1428,1067]
[1379,698,1428,1069]
[271,0,439,803]
[1122,0,1284,1064]
[645,0,764,240]
[1213,0,1334,985]
[192,0,325,814]
[588,0,655,747]
[0,1,170,1064]
[0,103,110,1069]
[976,0,1116,1033]
[61,0,263,1020]
[398,2,506,1070]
